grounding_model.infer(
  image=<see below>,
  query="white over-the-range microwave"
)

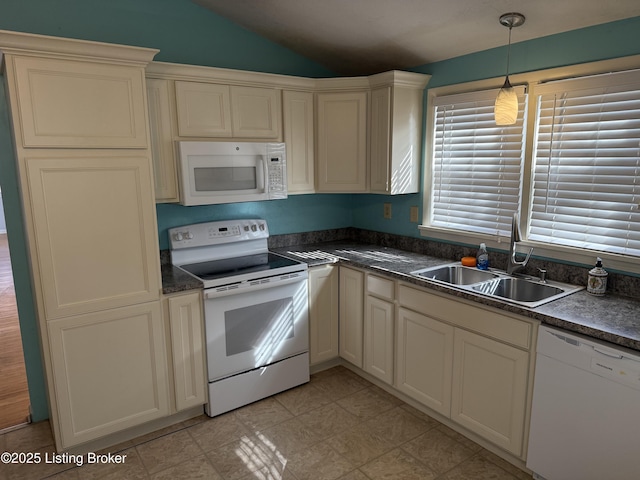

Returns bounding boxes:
[177,141,287,206]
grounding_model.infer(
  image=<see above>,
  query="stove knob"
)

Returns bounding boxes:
[251,224,257,232]
[185,231,194,240]
[259,224,265,231]
[174,232,184,241]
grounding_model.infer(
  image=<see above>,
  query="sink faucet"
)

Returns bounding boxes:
[507,213,534,275]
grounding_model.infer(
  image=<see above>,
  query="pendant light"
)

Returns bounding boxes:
[494,12,525,125]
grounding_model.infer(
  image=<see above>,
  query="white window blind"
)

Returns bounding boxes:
[530,70,640,257]
[430,88,527,237]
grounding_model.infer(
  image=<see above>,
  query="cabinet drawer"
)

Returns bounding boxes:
[367,274,394,301]
[398,284,532,349]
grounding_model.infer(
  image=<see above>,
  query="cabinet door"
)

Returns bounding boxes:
[8,56,148,148]
[24,153,161,319]
[175,81,232,137]
[283,90,315,194]
[339,267,364,367]
[451,328,529,456]
[167,291,207,411]
[369,85,422,195]
[396,307,453,416]
[230,86,281,139]
[369,87,392,193]
[308,265,339,365]
[364,295,394,384]
[147,78,179,203]
[48,302,169,448]
[317,91,368,192]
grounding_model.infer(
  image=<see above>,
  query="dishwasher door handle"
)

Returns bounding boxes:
[593,346,624,359]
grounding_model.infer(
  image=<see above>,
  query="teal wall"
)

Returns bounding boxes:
[0,0,333,77]
[156,195,354,250]
[1,1,639,423]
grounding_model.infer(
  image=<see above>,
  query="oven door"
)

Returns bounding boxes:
[203,273,308,382]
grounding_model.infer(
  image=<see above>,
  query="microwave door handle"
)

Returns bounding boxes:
[257,157,266,193]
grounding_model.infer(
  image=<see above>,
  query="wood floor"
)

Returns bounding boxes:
[0,233,30,431]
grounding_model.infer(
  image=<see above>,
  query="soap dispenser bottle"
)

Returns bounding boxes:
[587,257,608,296]
[476,243,489,270]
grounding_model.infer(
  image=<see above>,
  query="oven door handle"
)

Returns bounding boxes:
[204,271,308,299]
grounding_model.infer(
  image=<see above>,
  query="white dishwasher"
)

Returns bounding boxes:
[527,326,640,480]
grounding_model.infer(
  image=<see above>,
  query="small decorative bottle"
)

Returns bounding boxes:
[587,257,608,296]
[476,243,489,270]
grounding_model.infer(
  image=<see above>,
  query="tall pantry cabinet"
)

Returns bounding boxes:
[0,31,165,450]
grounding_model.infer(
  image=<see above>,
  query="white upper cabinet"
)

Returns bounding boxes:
[8,56,149,149]
[175,81,232,137]
[174,81,280,139]
[316,91,368,192]
[230,85,281,138]
[283,90,315,194]
[146,78,179,202]
[369,72,430,195]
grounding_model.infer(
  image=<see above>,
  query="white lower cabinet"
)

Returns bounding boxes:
[308,265,339,365]
[395,283,535,458]
[451,328,529,455]
[396,307,453,416]
[339,267,364,367]
[48,302,170,449]
[165,291,207,412]
[364,296,394,384]
[364,274,395,385]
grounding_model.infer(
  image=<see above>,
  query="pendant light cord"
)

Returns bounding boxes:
[505,27,512,77]
[501,26,514,89]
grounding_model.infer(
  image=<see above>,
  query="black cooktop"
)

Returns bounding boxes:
[180,252,302,282]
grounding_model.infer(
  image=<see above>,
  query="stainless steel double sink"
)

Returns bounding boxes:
[411,263,584,308]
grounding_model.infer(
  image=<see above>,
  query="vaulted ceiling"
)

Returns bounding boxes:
[194,0,640,75]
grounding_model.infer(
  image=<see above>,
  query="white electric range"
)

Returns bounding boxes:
[169,219,309,417]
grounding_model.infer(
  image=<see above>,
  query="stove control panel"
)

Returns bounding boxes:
[169,219,269,250]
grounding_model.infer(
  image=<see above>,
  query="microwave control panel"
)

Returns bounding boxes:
[267,155,286,197]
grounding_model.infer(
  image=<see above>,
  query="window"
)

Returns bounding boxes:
[423,60,640,270]
[430,88,527,238]
[530,70,640,257]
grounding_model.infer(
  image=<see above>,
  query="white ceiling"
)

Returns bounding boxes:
[193,0,640,75]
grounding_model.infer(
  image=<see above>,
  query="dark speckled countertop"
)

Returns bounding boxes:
[160,241,640,352]
[161,263,202,294]
[271,242,640,352]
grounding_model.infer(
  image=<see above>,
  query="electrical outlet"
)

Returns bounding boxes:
[410,206,419,223]
[383,203,392,219]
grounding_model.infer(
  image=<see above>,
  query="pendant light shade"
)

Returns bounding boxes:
[494,13,525,125]
[495,77,518,125]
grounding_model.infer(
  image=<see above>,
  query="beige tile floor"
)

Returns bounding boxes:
[0,366,532,479]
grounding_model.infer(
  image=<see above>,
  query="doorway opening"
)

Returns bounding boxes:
[0,189,30,431]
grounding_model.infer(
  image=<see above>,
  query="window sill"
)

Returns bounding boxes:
[418,225,640,276]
